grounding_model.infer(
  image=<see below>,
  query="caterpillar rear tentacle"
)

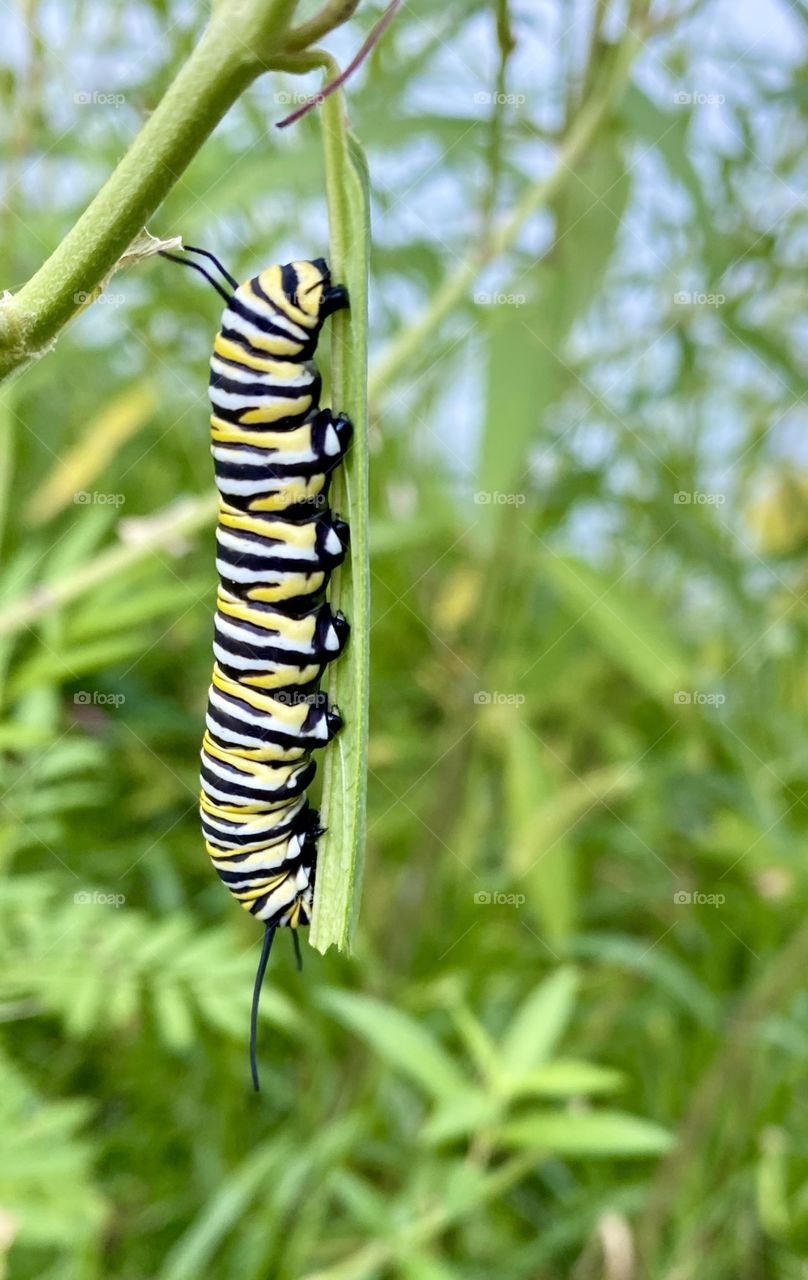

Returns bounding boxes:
[164,250,350,1089]
[250,924,276,1092]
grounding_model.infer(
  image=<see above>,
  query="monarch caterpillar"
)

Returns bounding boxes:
[161,245,350,1088]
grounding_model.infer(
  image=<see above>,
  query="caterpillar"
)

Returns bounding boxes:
[161,245,350,1088]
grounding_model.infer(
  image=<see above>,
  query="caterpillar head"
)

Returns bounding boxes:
[255,259,349,329]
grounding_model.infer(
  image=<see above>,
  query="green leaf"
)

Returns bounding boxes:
[152,980,195,1052]
[503,723,579,947]
[319,989,469,1100]
[11,633,149,693]
[0,1049,104,1246]
[500,967,578,1072]
[499,1109,675,1158]
[159,1144,285,1280]
[504,1059,625,1099]
[421,1090,502,1144]
[573,933,721,1030]
[311,84,371,954]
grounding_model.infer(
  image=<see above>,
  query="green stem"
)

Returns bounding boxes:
[367,26,640,407]
[0,0,298,383]
[283,0,360,52]
[309,67,371,954]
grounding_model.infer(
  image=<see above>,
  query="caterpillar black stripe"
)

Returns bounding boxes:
[161,246,350,1088]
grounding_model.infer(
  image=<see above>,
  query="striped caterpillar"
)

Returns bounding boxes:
[161,246,350,1087]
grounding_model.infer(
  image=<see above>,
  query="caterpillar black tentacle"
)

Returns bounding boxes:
[164,250,350,1089]
[181,244,240,290]
[250,924,276,1093]
[158,250,234,303]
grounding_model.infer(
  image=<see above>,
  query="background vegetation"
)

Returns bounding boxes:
[1,0,807,1276]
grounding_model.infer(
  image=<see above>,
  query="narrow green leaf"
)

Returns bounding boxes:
[477,129,631,512]
[159,1144,284,1280]
[573,933,721,1030]
[11,633,149,693]
[542,554,692,703]
[499,1109,674,1158]
[503,723,580,947]
[504,1059,625,1099]
[319,989,469,1100]
[500,967,578,1072]
[311,82,371,954]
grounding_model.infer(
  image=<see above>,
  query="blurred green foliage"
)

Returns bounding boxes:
[1,0,808,1277]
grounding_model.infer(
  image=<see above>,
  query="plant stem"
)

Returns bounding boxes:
[0,0,298,383]
[283,0,360,52]
[309,68,371,954]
